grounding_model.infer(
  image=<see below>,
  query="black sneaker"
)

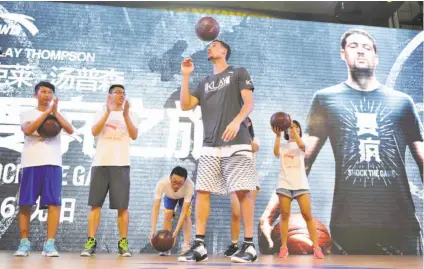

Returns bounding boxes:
[81,237,96,257]
[224,244,239,257]
[177,240,208,262]
[231,242,258,263]
[118,238,132,257]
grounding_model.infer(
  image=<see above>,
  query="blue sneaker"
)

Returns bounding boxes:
[42,239,59,257]
[14,238,31,257]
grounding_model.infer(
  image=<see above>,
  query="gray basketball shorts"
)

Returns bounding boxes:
[88,166,130,209]
[196,144,257,195]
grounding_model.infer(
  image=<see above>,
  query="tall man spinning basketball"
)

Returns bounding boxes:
[259,29,424,255]
[178,40,257,263]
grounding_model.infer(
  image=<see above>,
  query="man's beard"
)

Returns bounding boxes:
[350,66,374,80]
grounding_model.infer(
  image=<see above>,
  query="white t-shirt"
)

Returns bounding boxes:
[277,140,310,190]
[154,176,195,202]
[91,110,140,167]
[19,109,63,168]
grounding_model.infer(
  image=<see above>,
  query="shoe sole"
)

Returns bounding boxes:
[80,252,95,257]
[177,258,196,262]
[231,256,258,263]
[41,251,59,257]
[14,252,30,257]
[177,257,208,262]
[196,257,208,262]
[119,253,132,257]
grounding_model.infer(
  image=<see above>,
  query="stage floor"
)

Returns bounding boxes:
[1,252,422,269]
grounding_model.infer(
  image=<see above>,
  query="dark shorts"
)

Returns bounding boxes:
[18,165,62,209]
[330,227,423,255]
[88,166,130,209]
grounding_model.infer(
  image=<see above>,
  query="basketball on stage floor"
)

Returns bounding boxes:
[151,230,174,252]
[270,213,332,254]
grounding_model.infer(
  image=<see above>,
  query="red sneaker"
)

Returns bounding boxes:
[278,245,288,259]
[313,246,324,259]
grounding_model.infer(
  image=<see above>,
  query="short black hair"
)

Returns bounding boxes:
[109,84,125,94]
[341,29,377,53]
[284,120,302,141]
[34,81,55,93]
[170,166,188,180]
[212,40,231,61]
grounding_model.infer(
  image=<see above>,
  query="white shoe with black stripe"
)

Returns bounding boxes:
[231,242,258,263]
[177,240,208,262]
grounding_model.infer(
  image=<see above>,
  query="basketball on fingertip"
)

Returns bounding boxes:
[195,16,220,41]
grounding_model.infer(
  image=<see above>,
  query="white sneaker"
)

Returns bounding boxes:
[231,243,257,263]
[178,240,208,262]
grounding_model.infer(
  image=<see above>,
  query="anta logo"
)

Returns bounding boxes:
[0,13,39,36]
[205,76,230,93]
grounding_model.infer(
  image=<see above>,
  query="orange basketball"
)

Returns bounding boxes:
[270,213,332,254]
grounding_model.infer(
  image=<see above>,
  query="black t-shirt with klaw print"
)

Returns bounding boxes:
[191,66,254,147]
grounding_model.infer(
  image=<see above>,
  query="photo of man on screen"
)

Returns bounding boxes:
[259,29,424,255]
